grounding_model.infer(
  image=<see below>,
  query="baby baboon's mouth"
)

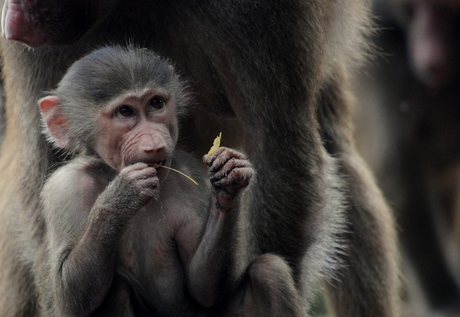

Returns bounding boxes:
[147,160,167,168]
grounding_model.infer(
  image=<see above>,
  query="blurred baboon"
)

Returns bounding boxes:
[354,0,460,315]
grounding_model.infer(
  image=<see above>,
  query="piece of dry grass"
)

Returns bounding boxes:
[148,164,199,185]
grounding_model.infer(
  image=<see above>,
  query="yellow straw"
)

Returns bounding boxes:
[149,164,198,185]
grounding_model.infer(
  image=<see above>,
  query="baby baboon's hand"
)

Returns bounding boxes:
[105,162,159,213]
[203,147,253,210]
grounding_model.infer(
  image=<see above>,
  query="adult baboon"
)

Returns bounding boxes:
[0,0,399,316]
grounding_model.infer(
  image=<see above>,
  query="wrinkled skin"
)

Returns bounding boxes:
[91,93,177,174]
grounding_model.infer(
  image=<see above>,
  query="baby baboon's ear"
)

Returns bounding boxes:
[39,96,71,148]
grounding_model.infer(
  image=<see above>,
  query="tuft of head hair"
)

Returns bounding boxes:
[42,45,188,153]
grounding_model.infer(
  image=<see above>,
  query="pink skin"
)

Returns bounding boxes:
[93,90,178,182]
[2,0,45,47]
[1,0,110,47]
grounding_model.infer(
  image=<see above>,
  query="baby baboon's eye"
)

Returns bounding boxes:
[115,105,136,118]
[148,96,165,110]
